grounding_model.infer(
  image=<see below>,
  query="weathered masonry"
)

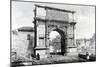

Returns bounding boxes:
[33,5,76,58]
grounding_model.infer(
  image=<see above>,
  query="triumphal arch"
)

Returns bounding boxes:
[33,5,76,58]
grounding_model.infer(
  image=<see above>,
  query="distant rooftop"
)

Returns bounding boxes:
[18,26,34,32]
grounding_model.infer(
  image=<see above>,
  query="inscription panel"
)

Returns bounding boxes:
[46,9,68,21]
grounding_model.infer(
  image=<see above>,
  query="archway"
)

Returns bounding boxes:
[33,5,76,58]
[49,29,66,55]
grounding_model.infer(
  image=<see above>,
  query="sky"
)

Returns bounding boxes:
[49,31,60,41]
[12,1,95,39]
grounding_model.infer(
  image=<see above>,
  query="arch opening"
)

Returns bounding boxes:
[49,29,66,55]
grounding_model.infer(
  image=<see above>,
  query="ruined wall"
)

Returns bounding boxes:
[12,31,34,60]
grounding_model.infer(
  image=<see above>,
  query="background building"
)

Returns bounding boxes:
[11,27,34,61]
[76,34,96,55]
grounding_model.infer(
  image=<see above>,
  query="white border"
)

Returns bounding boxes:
[0,0,99,67]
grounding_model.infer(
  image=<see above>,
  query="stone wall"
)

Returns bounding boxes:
[12,31,34,60]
